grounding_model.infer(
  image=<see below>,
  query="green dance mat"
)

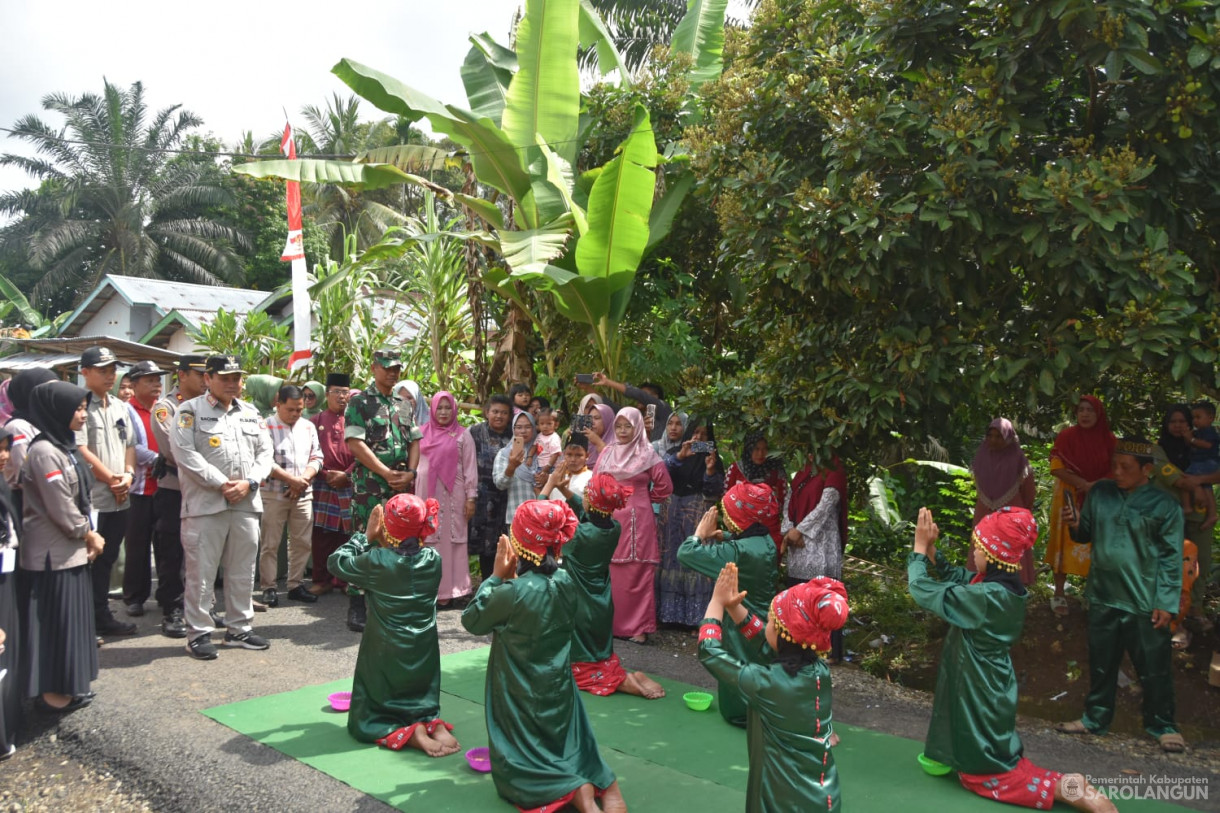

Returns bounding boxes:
[202,647,1186,811]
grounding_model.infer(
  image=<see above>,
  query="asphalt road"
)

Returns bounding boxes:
[23,591,1220,813]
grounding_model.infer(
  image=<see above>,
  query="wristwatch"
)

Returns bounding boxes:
[247,478,259,492]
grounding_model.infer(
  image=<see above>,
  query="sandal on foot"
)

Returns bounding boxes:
[1159,732,1187,753]
[1055,720,1092,735]
[1049,596,1069,617]
[1172,628,1192,650]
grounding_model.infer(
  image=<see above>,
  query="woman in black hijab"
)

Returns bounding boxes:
[0,425,22,756]
[3,368,58,510]
[18,381,102,713]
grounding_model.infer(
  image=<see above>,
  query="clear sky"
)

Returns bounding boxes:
[0,0,524,195]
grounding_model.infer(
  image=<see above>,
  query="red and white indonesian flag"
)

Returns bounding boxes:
[280,122,312,373]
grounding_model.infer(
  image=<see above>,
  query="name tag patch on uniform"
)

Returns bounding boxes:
[45,469,64,483]
[155,407,169,422]
[209,436,222,448]
[178,413,194,429]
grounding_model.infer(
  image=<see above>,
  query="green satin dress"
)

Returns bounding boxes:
[328,534,443,743]
[560,496,621,663]
[462,569,616,808]
[907,550,1026,774]
[699,617,840,812]
[678,533,778,726]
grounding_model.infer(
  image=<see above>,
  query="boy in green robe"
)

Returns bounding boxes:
[699,562,848,812]
[910,506,1115,812]
[678,481,780,727]
[462,500,625,813]
[1055,437,1186,753]
[549,470,665,699]
[328,494,459,757]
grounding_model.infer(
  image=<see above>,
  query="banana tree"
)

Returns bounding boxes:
[235,0,731,377]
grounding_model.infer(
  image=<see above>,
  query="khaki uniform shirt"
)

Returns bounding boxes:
[170,393,273,518]
[74,391,134,513]
[151,387,185,491]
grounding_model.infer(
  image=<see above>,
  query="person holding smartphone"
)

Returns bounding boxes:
[658,417,726,629]
[588,373,672,443]
[492,412,543,532]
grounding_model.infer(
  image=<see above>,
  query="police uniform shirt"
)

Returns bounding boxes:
[169,393,273,519]
[151,387,184,491]
[74,391,135,512]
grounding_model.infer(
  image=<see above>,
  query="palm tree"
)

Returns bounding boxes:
[0,80,249,306]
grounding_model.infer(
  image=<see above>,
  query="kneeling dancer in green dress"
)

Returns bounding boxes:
[909,506,1115,812]
[462,499,625,813]
[1054,437,1186,753]
[556,471,665,699]
[328,493,460,757]
[699,562,848,812]
[679,482,779,727]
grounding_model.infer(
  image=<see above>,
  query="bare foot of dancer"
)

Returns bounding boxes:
[431,725,462,757]
[400,725,445,757]
[1056,775,1117,813]
[571,783,599,813]
[620,671,666,699]
[600,780,627,813]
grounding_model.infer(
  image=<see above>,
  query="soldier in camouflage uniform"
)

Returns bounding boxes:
[343,349,422,630]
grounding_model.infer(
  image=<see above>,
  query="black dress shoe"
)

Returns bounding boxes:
[96,617,138,636]
[261,588,279,608]
[35,695,93,713]
[287,585,317,603]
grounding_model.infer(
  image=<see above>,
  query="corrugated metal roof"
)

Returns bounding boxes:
[108,276,268,314]
[59,275,273,337]
[0,336,181,374]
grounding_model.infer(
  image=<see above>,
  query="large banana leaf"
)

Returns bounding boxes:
[538,141,587,235]
[461,34,517,125]
[333,59,530,205]
[356,144,457,173]
[499,213,575,275]
[502,0,581,177]
[233,158,442,192]
[574,105,657,279]
[507,263,635,326]
[453,193,506,231]
[0,272,45,327]
[577,0,632,84]
[670,0,730,97]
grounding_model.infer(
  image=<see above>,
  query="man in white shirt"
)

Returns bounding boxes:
[258,384,323,607]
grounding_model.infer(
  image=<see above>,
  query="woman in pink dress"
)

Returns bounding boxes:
[416,392,477,607]
[594,407,673,643]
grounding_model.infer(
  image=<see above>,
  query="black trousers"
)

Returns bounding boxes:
[91,509,127,622]
[122,493,156,605]
[152,488,185,614]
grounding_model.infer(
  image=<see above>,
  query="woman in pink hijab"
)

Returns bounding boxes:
[594,407,673,643]
[416,392,478,607]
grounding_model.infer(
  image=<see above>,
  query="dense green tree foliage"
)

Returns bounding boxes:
[690,0,1220,455]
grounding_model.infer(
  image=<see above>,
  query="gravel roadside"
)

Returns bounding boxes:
[3,598,1217,812]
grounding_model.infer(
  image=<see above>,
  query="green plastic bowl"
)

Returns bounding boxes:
[917,753,953,776]
[683,691,713,711]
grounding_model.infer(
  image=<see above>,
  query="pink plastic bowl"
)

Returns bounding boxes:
[465,747,491,773]
[328,691,352,712]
